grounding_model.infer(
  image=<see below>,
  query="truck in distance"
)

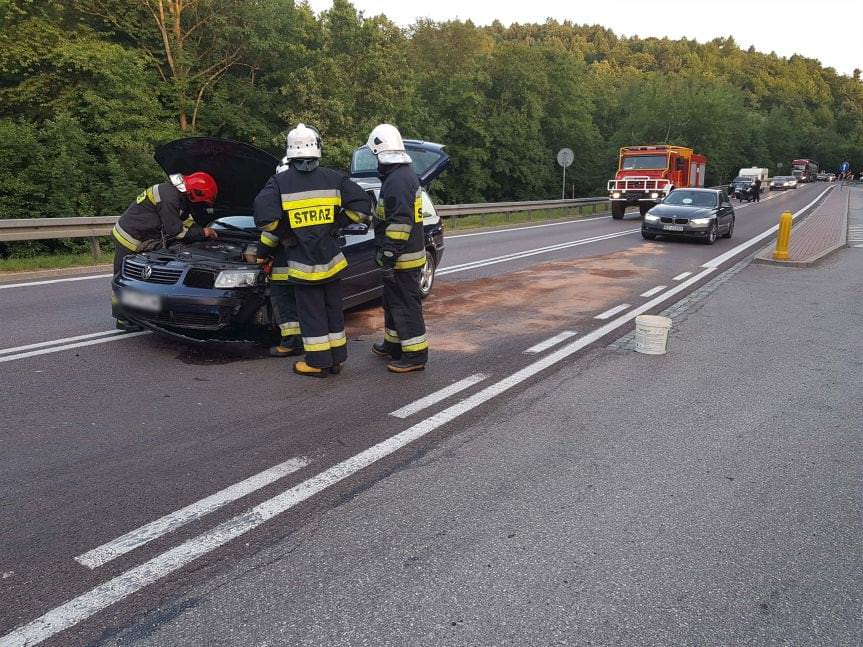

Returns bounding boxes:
[791,159,818,183]
[607,145,708,219]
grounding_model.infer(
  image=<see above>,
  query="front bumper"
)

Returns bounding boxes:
[642,220,713,238]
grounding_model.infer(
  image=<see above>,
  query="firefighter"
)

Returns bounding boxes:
[112,172,219,276]
[253,123,371,378]
[366,124,429,373]
[753,176,762,202]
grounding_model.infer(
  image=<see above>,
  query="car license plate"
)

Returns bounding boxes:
[663,224,685,232]
[119,289,161,312]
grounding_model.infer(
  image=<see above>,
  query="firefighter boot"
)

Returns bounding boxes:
[293,360,328,378]
[269,344,302,358]
[372,341,401,359]
[328,363,343,375]
[387,358,425,373]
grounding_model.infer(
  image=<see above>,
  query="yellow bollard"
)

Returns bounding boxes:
[773,211,793,260]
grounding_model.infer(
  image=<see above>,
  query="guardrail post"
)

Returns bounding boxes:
[480,213,485,226]
[89,236,101,258]
[773,211,793,260]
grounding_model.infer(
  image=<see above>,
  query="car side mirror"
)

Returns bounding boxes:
[342,223,369,236]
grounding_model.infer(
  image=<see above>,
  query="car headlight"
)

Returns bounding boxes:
[650,192,658,198]
[690,217,711,226]
[644,214,660,222]
[612,192,621,199]
[213,269,260,288]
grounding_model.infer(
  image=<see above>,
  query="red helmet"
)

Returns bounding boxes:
[182,172,218,205]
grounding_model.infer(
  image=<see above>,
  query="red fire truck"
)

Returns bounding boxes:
[607,145,708,219]
[791,159,818,183]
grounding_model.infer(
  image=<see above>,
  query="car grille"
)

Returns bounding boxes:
[136,310,222,327]
[660,217,690,224]
[184,268,217,289]
[123,259,182,284]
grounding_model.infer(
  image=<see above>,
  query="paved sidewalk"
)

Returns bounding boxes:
[103,246,863,647]
[756,185,848,266]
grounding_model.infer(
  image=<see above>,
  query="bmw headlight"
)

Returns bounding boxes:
[690,217,711,226]
[644,214,660,222]
[214,269,260,288]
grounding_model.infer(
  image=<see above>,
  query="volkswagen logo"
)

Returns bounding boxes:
[141,265,153,280]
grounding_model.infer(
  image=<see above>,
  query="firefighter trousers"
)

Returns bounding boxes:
[270,282,302,350]
[381,269,428,364]
[295,280,347,369]
[113,241,134,277]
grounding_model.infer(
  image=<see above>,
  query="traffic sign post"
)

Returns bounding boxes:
[557,148,574,200]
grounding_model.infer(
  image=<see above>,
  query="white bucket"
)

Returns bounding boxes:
[634,315,672,355]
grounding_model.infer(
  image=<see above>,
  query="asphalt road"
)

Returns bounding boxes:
[0,183,839,645]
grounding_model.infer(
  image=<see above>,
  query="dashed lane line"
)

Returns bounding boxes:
[595,304,631,320]
[639,285,667,298]
[75,456,310,570]
[523,330,578,354]
[0,263,720,647]
[672,272,692,281]
[389,373,490,419]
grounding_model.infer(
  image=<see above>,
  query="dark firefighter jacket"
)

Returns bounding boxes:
[375,164,426,271]
[253,166,371,284]
[113,181,207,252]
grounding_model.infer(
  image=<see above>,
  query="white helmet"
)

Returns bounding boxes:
[367,123,412,165]
[285,123,321,160]
[275,155,290,173]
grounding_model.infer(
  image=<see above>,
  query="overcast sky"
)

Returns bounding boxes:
[307,0,862,76]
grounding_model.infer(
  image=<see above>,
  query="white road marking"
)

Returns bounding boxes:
[447,214,613,238]
[0,273,112,290]
[595,304,631,320]
[438,229,639,276]
[389,374,489,418]
[75,456,311,569]
[640,285,667,298]
[855,244,863,248]
[2,262,743,647]
[672,271,692,281]
[0,331,150,364]
[523,330,578,354]
[702,186,834,268]
[0,330,122,356]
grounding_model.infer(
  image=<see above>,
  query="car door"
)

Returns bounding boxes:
[718,191,733,232]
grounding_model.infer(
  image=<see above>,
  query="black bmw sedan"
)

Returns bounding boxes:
[111,137,450,342]
[641,188,735,244]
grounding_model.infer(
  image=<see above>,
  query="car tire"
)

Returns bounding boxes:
[419,249,436,298]
[611,202,625,220]
[704,222,718,245]
[723,217,734,239]
[641,231,657,241]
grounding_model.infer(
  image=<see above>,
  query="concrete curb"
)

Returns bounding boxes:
[0,263,112,283]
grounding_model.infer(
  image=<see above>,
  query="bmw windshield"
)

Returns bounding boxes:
[663,191,717,207]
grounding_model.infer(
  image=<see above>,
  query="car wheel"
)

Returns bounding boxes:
[419,249,436,298]
[704,221,718,245]
[641,231,657,240]
[723,217,734,239]
[611,202,625,220]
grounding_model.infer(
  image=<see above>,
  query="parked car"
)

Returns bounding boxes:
[641,188,734,245]
[111,137,450,342]
[770,176,799,190]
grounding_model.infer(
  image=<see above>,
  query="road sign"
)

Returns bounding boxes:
[840,161,850,173]
[557,148,574,199]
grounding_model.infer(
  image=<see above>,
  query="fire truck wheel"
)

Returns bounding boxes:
[611,202,625,220]
[638,203,651,217]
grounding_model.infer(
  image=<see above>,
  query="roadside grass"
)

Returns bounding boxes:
[0,251,112,273]
[444,204,614,231]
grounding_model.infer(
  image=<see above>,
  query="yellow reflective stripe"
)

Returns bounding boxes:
[402,339,429,353]
[146,185,161,205]
[386,223,412,233]
[281,196,342,211]
[329,331,347,348]
[262,220,280,232]
[385,230,410,241]
[384,328,400,343]
[112,225,140,251]
[260,231,279,248]
[302,335,331,352]
[182,216,195,227]
[344,209,366,223]
[394,250,426,270]
[271,254,348,282]
[279,321,301,336]
[414,193,423,223]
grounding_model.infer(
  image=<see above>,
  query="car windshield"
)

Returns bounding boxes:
[663,191,717,207]
[210,216,258,232]
[621,155,667,170]
[351,145,443,178]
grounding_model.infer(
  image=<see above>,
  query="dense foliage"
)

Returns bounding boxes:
[1,0,862,253]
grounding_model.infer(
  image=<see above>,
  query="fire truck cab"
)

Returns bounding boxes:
[607,145,708,219]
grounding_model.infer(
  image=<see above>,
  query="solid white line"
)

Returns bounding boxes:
[0,331,150,364]
[702,186,834,269]
[640,285,667,298]
[595,304,631,320]
[447,214,612,238]
[0,265,725,647]
[672,272,692,281]
[855,244,863,248]
[389,374,489,419]
[438,229,639,276]
[75,456,311,569]
[0,273,112,290]
[523,330,578,354]
[0,330,122,356]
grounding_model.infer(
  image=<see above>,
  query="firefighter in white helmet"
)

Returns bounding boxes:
[254,123,372,377]
[367,124,428,372]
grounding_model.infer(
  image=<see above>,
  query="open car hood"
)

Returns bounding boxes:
[350,139,451,187]
[154,138,278,215]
